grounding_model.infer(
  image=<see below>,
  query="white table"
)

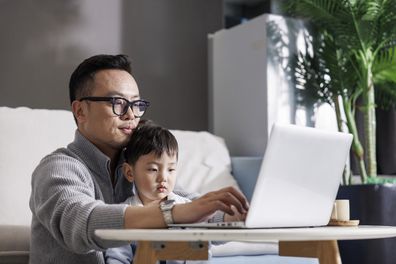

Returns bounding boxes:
[95,225,396,264]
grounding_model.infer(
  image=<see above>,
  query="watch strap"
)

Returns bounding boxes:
[160,200,176,226]
[162,208,174,225]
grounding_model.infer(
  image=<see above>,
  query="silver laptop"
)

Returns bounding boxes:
[170,123,353,229]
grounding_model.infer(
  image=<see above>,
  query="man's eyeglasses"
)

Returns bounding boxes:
[79,96,150,117]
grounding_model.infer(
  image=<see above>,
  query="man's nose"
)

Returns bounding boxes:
[121,106,135,120]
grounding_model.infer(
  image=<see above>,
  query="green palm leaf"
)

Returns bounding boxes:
[283,0,396,179]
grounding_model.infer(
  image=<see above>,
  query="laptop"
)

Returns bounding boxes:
[169,123,353,229]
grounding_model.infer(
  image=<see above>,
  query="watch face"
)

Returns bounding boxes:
[161,199,176,210]
[163,199,175,206]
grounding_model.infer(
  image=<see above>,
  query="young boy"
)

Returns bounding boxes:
[105,122,245,264]
[105,122,193,264]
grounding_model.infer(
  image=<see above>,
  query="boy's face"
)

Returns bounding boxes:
[123,151,178,205]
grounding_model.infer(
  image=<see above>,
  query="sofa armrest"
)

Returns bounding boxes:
[231,157,262,202]
[0,225,30,264]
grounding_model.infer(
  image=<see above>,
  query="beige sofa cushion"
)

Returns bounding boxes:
[0,225,30,263]
[171,130,240,194]
[0,107,76,226]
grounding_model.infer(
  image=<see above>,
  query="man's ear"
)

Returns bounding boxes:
[71,100,87,124]
[123,163,134,183]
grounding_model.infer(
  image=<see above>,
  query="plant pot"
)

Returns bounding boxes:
[376,108,396,175]
[337,184,396,264]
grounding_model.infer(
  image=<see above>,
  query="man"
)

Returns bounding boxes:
[29,54,249,263]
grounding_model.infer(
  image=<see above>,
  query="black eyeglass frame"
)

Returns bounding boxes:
[79,96,150,117]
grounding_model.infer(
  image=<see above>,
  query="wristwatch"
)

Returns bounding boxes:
[160,199,176,226]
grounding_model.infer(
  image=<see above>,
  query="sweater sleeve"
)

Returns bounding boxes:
[30,154,128,253]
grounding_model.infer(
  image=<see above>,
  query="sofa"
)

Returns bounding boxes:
[0,106,318,264]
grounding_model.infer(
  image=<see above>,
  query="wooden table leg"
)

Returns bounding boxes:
[279,240,342,264]
[133,241,209,264]
[133,241,158,264]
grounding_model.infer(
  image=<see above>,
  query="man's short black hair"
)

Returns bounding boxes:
[124,121,179,166]
[69,54,132,104]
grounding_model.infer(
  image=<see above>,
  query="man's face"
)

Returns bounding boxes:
[74,69,141,157]
[124,152,178,205]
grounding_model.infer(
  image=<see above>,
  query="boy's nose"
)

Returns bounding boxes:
[157,172,167,182]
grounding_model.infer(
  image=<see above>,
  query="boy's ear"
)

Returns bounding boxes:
[123,163,134,182]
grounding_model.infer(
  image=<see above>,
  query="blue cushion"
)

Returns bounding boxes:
[231,157,262,201]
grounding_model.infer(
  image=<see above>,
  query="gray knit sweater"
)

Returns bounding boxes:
[29,130,201,264]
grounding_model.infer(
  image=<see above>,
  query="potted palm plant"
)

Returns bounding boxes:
[279,0,396,263]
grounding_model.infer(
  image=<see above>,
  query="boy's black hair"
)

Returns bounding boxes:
[124,121,178,165]
[69,54,132,104]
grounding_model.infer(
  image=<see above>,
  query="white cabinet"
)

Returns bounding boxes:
[208,14,337,156]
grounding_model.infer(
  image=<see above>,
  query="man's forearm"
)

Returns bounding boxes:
[124,204,167,228]
[124,202,206,228]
